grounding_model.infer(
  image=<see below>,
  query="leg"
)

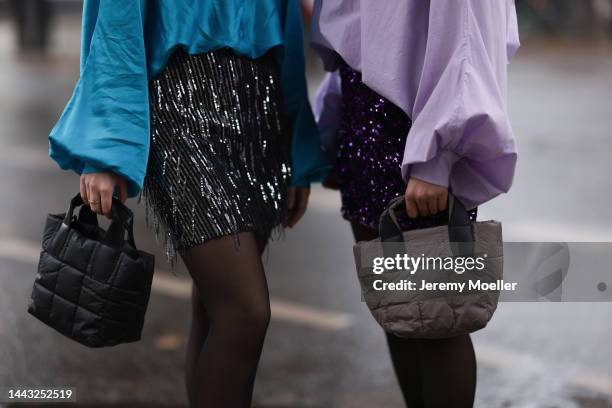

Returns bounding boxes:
[351,223,424,408]
[419,335,477,408]
[184,230,271,405]
[185,284,209,406]
[384,335,425,408]
[385,332,477,408]
[181,232,271,408]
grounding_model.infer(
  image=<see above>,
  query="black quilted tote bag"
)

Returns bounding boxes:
[28,193,155,347]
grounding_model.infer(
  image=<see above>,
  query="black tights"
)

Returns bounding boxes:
[181,232,270,408]
[351,223,477,408]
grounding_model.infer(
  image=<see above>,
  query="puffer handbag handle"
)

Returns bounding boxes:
[63,193,136,249]
[379,194,474,256]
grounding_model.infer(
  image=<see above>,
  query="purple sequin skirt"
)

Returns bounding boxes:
[336,62,477,231]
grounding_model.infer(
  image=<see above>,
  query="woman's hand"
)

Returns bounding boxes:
[404,177,448,218]
[80,172,128,218]
[284,186,310,228]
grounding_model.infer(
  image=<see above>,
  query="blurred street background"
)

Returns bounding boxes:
[0,1,611,407]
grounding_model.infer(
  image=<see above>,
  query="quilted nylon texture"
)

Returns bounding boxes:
[29,198,155,347]
[354,221,503,339]
[354,196,503,339]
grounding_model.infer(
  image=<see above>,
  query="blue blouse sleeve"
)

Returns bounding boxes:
[279,0,331,187]
[48,0,149,198]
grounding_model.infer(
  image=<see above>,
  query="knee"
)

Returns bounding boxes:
[240,300,271,335]
[213,299,271,340]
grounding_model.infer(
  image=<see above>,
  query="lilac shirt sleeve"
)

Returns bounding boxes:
[312,0,520,210]
[405,0,518,209]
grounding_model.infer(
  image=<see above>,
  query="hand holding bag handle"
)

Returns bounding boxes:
[63,193,136,249]
[379,194,475,256]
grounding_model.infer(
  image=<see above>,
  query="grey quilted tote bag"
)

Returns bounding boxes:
[353,195,503,339]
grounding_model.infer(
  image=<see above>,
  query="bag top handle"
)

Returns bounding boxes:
[379,194,474,247]
[63,193,136,249]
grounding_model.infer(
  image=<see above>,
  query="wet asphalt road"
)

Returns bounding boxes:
[0,14,611,408]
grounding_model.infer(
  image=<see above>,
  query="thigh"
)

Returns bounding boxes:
[190,283,208,322]
[181,232,269,319]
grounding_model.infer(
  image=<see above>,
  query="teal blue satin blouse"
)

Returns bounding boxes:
[49,0,330,198]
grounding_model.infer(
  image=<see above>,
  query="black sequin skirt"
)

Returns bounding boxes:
[138,47,291,267]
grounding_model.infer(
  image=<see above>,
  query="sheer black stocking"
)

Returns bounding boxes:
[418,335,477,408]
[185,284,208,405]
[351,223,477,408]
[181,232,271,408]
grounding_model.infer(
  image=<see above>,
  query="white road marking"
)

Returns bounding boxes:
[0,238,42,264]
[152,273,192,298]
[503,220,612,242]
[269,298,353,330]
[0,238,353,331]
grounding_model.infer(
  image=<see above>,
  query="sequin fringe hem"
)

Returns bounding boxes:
[137,187,287,271]
[137,189,181,271]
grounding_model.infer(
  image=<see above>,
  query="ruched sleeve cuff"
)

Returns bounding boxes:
[408,149,460,188]
[81,162,104,175]
[80,161,141,199]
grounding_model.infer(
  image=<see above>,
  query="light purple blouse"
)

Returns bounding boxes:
[311,0,521,210]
